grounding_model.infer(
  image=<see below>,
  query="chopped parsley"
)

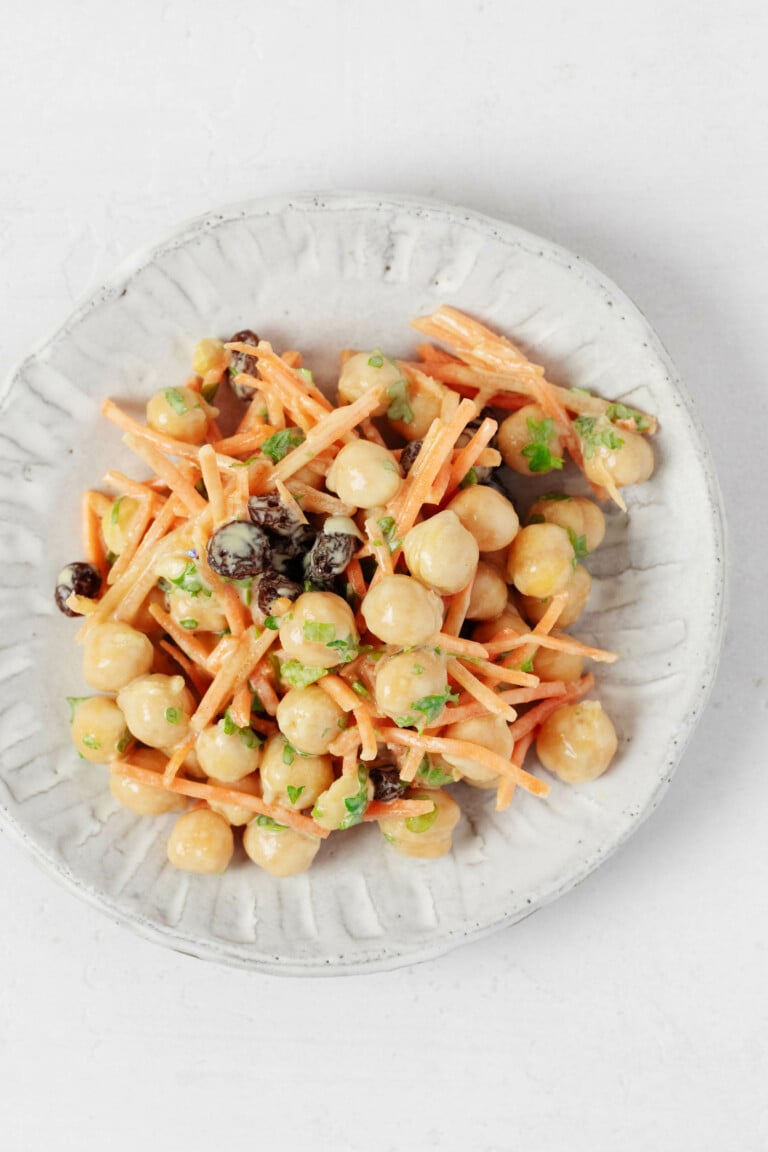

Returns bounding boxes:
[302,620,336,644]
[539,491,571,502]
[222,709,260,748]
[352,680,370,698]
[519,657,535,674]
[116,733,131,754]
[367,353,384,368]
[110,496,125,524]
[164,707,182,725]
[605,402,651,432]
[65,696,90,723]
[251,691,266,714]
[412,664,424,676]
[569,386,592,397]
[326,636,358,664]
[417,756,454,787]
[81,734,100,750]
[386,379,413,424]
[179,618,198,629]
[405,802,439,835]
[521,417,564,473]
[573,414,624,459]
[255,815,286,831]
[459,467,479,489]
[280,660,327,689]
[264,615,279,630]
[282,741,296,765]
[376,516,400,552]
[161,560,209,598]
[567,528,588,565]
[286,784,305,806]
[396,686,460,730]
[296,368,314,385]
[261,427,306,464]
[164,388,188,415]
[339,765,370,830]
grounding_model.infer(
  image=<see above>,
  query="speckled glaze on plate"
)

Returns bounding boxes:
[0,193,726,974]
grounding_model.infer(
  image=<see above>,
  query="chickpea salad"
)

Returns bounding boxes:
[55,306,657,878]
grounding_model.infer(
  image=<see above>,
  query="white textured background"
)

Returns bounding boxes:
[1,2,766,1150]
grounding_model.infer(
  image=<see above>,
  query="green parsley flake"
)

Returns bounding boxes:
[367,354,384,368]
[521,417,564,473]
[417,756,455,787]
[302,620,337,644]
[386,379,413,424]
[297,368,314,385]
[261,427,306,464]
[567,527,588,565]
[165,707,182,725]
[459,467,479,489]
[282,741,296,765]
[255,814,286,832]
[116,733,131,754]
[539,492,571,502]
[397,687,460,730]
[326,636,358,664]
[376,516,400,552]
[605,402,651,432]
[110,496,125,525]
[264,616,279,630]
[286,784,305,806]
[519,657,535,674]
[179,618,198,629]
[164,561,209,598]
[405,802,439,835]
[66,696,91,723]
[81,734,100,750]
[352,680,370,698]
[280,660,327,689]
[339,765,370,830]
[573,414,624,459]
[164,388,188,415]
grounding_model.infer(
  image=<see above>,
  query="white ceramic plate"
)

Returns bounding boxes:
[0,193,726,974]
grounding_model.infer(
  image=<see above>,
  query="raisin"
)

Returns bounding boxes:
[369,766,408,803]
[207,521,271,580]
[303,533,357,583]
[54,561,102,616]
[228,328,260,398]
[256,570,304,615]
[399,439,423,475]
[248,494,311,540]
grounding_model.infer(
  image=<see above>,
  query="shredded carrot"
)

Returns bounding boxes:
[496,730,535,812]
[230,684,253,728]
[328,726,361,758]
[158,639,211,697]
[376,726,549,797]
[448,659,517,723]
[106,496,156,586]
[162,734,197,785]
[363,798,436,822]
[461,658,539,688]
[434,633,489,660]
[446,416,498,493]
[270,385,384,483]
[443,581,473,637]
[487,631,618,663]
[345,558,368,599]
[191,626,279,733]
[320,675,361,713]
[275,479,309,524]
[249,664,279,716]
[284,482,354,516]
[210,427,274,456]
[198,444,225,526]
[102,471,160,499]
[364,516,394,576]
[82,491,107,575]
[148,602,214,669]
[123,433,206,515]
[354,706,378,762]
[390,399,477,537]
[101,399,206,462]
[399,744,425,783]
[507,674,594,742]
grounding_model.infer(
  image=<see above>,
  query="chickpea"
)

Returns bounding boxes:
[243,819,321,877]
[466,561,509,621]
[379,789,461,859]
[101,496,141,557]
[71,696,129,764]
[312,765,374,831]
[582,425,654,488]
[279,592,359,669]
[196,717,262,783]
[446,486,520,552]
[471,604,527,644]
[361,575,444,646]
[168,588,228,634]
[326,440,402,509]
[506,523,574,599]
[167,808,234,873]
[497,403,565,475]
[259,733,334,810]
[528,496,605,553]
[207,772,262,826]
[374,648,449,726]
[519,563,591,628]
[536,700,618,783]
[337,350,400,416]
[146,385,210,444]
[109,748,187,815]
[532,634,585,683]
[192,337,228,377]
[403,510,479,595]
[441,715,514,785]
[389,373,445,441]
[117,673,195,750]
[83,621,154,692]
[276,685,345,755]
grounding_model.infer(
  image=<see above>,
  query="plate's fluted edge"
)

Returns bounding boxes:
[0,191,728,976]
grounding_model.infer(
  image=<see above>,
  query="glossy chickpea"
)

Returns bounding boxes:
[471,604,527,644]
[101,496,141,557]
[441,715,514,786]
[361,574,444,646]
[311,767,374,831]
[167,808,234,873]
[506,523,575,599]
[374,648,449,726]
[279,592,359,669]
[497,403,564,475]
[446,486,519,552]
[168,588,228,634]
[196,717,262,783]
[117,673,195,750]
[466,561,509,621]
[326,440,402,509]
[259,733,334,810]
[388,373,445,441]
[582,426,654,489]
[109,748,187,815]
[379,789,461,859]
[337,350,400,416]
[536,700,618,783]
[403,509,479,595]
[276,685,345,755]
[520,563,591,628]
[83,621,154,693]
[532,635,585,683]
[192,337,229,377]
[146,385,210,444]
[71,696,129,764]
[528,496,605,553]
[206,772,262,826]
[243,819,321,877]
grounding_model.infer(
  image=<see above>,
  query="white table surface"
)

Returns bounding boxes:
[1,2,766,1149]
